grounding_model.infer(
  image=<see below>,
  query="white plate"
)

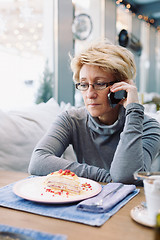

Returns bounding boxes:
[130,204,155,228]
[13,176,102,204]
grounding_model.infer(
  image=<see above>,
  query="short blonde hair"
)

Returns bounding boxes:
[70,40,136,83]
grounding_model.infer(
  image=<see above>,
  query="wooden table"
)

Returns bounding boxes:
[0,170,155,240]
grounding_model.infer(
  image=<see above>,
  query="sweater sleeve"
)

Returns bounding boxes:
[28,112,111,182]
[110,103,160,184]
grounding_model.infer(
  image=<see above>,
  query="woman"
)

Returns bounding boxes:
[28,40,160,184]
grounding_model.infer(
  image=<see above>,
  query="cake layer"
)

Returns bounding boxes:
[44,169,81,194]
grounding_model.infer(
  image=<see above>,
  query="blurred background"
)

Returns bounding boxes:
[0,0,160,112]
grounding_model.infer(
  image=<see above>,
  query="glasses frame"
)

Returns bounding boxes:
[75,80,118,91]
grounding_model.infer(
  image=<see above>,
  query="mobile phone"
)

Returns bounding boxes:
[108,90,127,108]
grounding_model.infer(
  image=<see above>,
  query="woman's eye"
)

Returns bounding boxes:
[80,83,88,87]
[95,83,105,86]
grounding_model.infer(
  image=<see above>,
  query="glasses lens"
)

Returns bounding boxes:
[76,83,88,91]
[94,83,107,90]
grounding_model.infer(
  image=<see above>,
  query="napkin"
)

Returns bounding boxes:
[77,183,136,213]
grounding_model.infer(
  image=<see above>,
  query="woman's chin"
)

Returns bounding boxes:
[87,109,103,117]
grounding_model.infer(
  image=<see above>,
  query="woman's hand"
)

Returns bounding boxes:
[110,80,139,108]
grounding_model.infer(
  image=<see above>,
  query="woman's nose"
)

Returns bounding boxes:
[86,85,97,98]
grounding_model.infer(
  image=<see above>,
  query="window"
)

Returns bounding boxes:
[0,0,54,110]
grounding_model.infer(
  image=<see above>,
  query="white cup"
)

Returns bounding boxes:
[143,176,160,224]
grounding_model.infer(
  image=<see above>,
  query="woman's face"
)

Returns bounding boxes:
[79,64,119,124]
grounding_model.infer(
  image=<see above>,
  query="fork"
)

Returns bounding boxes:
[92,183,124,206]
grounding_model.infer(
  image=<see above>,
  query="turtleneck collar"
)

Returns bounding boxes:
[87,106,125,135]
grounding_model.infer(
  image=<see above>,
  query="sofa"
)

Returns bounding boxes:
[0,98,159,172]
[0,98,76,172]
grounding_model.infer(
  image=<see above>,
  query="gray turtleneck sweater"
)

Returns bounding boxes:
[28,103,160,184]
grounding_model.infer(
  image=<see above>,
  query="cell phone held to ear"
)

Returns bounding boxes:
[108,90,127,108]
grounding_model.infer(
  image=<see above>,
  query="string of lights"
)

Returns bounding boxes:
[116,0,160,31]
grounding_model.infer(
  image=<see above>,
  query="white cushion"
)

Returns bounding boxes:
[0,98,61,172]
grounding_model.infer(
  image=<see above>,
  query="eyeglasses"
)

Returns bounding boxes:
[75,80,118,91]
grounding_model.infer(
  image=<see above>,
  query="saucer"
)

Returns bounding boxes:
[130,204,155,228]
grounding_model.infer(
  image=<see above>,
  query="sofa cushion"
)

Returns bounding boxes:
[0,98,61,172]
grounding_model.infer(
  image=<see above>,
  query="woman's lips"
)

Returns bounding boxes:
[88,103,100,107]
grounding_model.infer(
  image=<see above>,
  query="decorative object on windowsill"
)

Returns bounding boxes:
[72,13,93,41]
[118,29,142,56]
[35,60,54,104]
[144,96,160,111]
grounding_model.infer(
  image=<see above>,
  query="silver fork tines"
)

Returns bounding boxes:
[92,183,123,207]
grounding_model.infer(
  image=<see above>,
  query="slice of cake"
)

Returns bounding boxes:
[44,169,81,195]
